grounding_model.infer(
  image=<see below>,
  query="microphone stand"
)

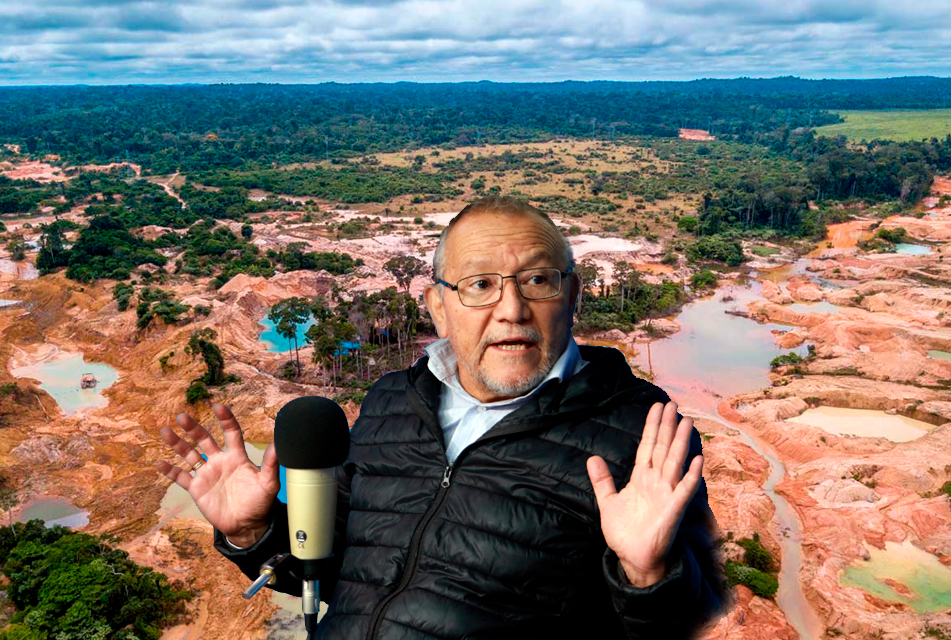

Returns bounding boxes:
[243,552,335,639]
[302,579,319,639]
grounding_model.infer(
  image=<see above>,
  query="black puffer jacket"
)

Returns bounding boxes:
[214,345,728,639]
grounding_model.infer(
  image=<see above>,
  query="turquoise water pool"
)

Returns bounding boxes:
[840,540,951,612]
[258,313,317,353]
[15,496,89,528]
[11,353,120,416]
[894,243,932,255]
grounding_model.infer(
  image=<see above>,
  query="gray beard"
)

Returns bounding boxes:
[463,333,566,399]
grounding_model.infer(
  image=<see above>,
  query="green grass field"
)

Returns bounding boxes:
[814,110,951,142]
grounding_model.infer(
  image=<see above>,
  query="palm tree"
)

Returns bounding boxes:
[269,297,312,377]
[0,477,19,539]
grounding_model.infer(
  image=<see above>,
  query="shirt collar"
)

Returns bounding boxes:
[424,335,582,407]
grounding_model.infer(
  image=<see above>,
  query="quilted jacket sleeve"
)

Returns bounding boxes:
[600,419,732,639]
[212,458,356,603]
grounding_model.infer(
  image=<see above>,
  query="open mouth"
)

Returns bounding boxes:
[489,339,536,352]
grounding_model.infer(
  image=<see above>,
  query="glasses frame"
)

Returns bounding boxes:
[436,266,574,308]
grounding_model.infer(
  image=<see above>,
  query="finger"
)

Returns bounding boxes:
[258,442,282,495]
[176,411,223,455]
[213,403,246,452]
[634,402,665,470]
[160,425,206,468]
[586,455,618,507]
[155,459,193,492]
[650,401,679,471]
[662,414,694,486]
[670,455,704,514]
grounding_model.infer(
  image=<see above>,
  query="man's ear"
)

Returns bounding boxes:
[569,272,582,326]
[423,283,448,339]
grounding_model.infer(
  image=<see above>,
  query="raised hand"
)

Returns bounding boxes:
[586,401,704,587]
[155,403,281,546]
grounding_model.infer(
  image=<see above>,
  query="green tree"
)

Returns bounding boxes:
[0,623,46,640]
[185,327,226,386]
[393,292,420,363]
[384,255,427,292]
[268,297,312,377]
[0,476,18,538]
[611,260,639,314]
[306,315,355,388]
[113,282,134,312]
[575,258,602,297]
[0,523,193,640]
[35,222,70,274]
[677,215,698,234]
[6,237,26,261]
[736,536,776,573]
[691,269,718,290]
[724,561,778,599]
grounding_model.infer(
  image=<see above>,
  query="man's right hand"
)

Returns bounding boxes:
[155,403,281,548]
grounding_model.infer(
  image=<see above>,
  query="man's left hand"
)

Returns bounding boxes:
[586,401,704,587]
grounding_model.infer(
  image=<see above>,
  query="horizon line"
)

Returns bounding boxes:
[3,74,951,89]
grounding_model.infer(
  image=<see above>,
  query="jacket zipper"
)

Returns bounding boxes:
[363,382,641,639]
[364,463,454,640]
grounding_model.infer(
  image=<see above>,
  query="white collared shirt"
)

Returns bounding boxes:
[424,336,589,465]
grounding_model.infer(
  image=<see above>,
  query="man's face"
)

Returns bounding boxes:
[423,211,580,403]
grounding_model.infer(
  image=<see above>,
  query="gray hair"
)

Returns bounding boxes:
[432,195,574,283]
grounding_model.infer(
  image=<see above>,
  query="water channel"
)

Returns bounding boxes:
[583,258,829,639]
[590,223,950,636]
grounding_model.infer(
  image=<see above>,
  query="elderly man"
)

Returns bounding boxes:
[156,195,730,639]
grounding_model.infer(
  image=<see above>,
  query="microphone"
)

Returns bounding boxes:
[273,396,350,634]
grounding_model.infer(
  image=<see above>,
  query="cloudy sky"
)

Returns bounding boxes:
[2,0,951,84]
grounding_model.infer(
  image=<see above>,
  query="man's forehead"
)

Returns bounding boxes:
[454,249,555,273]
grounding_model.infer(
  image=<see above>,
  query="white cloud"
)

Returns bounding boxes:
[1,0,950,83]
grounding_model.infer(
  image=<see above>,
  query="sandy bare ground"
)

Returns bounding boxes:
[0,159,141,183]
[1,155,949,640]
[679,128,717,141]
[0,161,69,182]
[931,176,951,198]
[147,172,186,207]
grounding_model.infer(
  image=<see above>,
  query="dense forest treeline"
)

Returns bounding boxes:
[2,79,948,233]
[3,77,951,290]
[4,77,951,173]
[0,519,194,640]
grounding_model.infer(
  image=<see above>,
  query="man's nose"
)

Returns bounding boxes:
[492,277,531,321]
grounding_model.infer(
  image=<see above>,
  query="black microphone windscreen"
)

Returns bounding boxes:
[274,396,351,469]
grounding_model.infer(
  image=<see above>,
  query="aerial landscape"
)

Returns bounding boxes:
[0,78,948,640]
[1,3,951,639]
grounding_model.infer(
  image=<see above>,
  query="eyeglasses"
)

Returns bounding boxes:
[436,267,573,307]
